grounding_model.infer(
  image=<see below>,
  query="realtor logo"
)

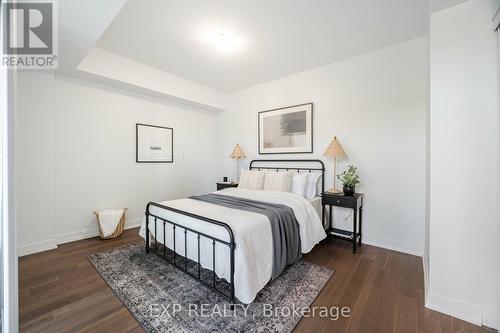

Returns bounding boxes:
[2,1,58,69]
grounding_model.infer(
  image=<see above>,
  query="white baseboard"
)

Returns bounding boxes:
[18,239,57,256]
[18,219,143,256]
[55,218,143,245]
[426,292,483,326]
[123,219,143,230]
[362,234,423,257]
[422,255,429,302]
[54,226,101,245]
[483,310,500,330]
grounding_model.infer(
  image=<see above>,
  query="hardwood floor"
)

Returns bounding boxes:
[19,228,494,333]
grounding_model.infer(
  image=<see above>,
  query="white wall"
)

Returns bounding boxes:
[15,71,57,254]
[429,0,500,328]
[2,62,19,333]
[217,37,428,256]
[16,73,218,254]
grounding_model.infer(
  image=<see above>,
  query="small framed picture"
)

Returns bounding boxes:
[136,123,173,163]
[258,103,313,154]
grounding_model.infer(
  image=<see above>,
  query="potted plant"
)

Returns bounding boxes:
[337,165,360,196]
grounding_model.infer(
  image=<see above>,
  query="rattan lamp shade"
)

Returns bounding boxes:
[323,137,346,159]
[229,144,246,159]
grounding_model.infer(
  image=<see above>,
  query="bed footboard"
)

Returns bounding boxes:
[145,202,236,304]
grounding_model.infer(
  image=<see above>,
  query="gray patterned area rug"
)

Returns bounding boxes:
[88,244,333,333]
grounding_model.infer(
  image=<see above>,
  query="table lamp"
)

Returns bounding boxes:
[323,137,347,193]
[229,143,246,182]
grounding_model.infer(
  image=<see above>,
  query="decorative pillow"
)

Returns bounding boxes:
[291,173,308,197]
[238,170,265,190]
[263,171,293,192]
[304,173,322,199]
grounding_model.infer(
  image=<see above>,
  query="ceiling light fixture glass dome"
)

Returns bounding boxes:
[210,32,237,52]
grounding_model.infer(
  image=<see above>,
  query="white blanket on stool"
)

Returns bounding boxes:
[98,209,124,237]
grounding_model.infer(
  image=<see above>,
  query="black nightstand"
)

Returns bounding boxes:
[216,182,239,191]
[322,192,364,253]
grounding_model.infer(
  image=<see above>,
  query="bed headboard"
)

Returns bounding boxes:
[249,159,326,196]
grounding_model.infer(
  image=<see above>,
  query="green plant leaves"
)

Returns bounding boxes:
[336,165,360,187]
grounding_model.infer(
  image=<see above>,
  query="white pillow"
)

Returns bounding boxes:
[291,173,308,197]
[263,171,293,192]
[238,170,265,190]
[304,173,322,199]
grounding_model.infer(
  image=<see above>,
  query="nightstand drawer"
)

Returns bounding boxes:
[216,182,239,191]
[322,194,357,209]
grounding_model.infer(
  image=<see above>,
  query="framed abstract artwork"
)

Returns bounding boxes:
[258,103,313,154]
[136,123,173,163]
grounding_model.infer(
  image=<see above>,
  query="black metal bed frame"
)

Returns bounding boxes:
[145,159,325,304]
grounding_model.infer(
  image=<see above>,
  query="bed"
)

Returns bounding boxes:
[139,159,327,304]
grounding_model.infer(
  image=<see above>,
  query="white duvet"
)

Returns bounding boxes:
[138,188,326,304]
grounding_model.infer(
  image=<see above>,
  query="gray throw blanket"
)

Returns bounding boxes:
[189,193,302,280]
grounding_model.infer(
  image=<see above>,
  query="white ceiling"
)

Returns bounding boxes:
[96,0,430,93]
[430,0,469,13]
[58,0,127,73]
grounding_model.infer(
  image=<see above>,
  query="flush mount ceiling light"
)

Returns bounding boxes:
[210,32,238,52]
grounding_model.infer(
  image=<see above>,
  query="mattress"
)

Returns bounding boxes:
[308,196,322,219]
